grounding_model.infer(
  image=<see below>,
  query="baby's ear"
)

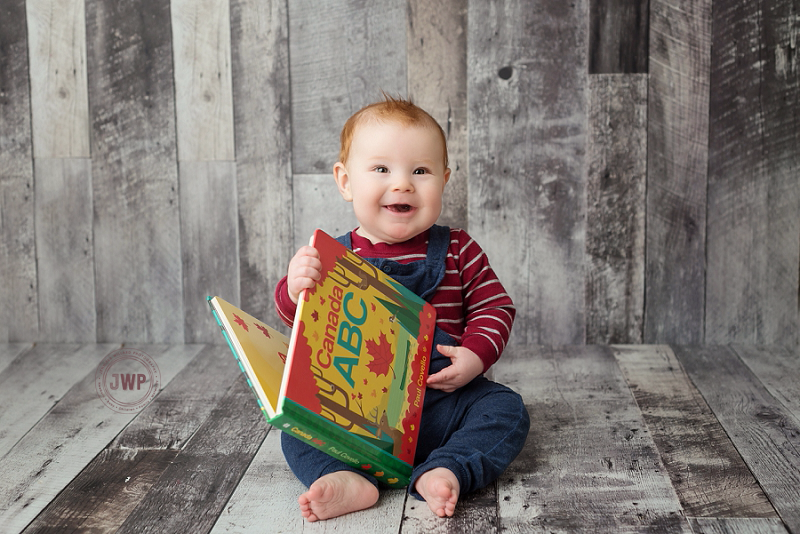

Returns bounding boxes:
[333,162,353,202]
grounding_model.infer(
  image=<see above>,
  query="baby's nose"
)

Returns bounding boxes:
[391,174,414,191]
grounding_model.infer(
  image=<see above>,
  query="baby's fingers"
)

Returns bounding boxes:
[426,368,448,384]
[426,368,457,392]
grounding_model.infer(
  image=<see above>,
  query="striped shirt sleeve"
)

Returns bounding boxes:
[433,229,515,371]
[274,276,297,327]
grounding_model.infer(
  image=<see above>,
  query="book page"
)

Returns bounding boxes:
[211,297,288,415]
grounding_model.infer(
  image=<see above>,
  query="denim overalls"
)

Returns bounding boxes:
[281,225,530,499]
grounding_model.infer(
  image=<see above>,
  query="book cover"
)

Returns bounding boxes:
[208,229,435,487]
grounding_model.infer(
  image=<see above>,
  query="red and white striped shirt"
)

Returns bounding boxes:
[275,228,515,371]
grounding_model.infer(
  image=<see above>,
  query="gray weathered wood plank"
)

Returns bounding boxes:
[401,481,498,533]
[34,158,96,342]
[589,0,650,74]
[179,161,239,343]
[209,429,304,532]
[407,0,468,230]
[0,345,201,531]
[22,345,240,532]
[0,343,118,458]
[586,74,647,344]
[613,345,777,518]
[171,0,235,161]
[86,0,183,343]
[288,0,407,174]
[494,346,690,532]
[644,0,711,344]
[292,174,359,252]
[589,0,649,73]
[731,346,800,422]
[705,0,800,347]
[468,0,588,346]
[705,0,769,347]
[0,343,32,375]
[673,346,800,532]
[22,449,179,534]
[761,0,800,349]
[112,344,242,450]
[688,518,789,534]
[25,0,90,158]
[229,0,293,323]
[0,0,38,343]
[114,374,268,533]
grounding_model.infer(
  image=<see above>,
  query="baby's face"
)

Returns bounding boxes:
[334,120,450,245]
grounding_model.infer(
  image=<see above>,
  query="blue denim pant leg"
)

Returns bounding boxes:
[407,330,530,500]
[280,327,529,497]
[280,431,378,489]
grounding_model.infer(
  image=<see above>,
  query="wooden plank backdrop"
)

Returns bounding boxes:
[86,0,184,344]
[586,74,647,344]
[706,0,800,346]
[644,0,711,345]
[0,0,798,347]
[0,0,38,342]
[469,0,589,345]
[229,0,292,328]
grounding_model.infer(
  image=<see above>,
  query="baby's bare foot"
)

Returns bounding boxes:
[298,471,379,522]
[415,467,459,517]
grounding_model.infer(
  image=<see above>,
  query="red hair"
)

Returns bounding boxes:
[338,95,449,168]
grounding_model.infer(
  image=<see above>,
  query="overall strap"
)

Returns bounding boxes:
[335,225,451,257]
[336,232,351,248]
[334,225,451,301]
[424,224,450,271]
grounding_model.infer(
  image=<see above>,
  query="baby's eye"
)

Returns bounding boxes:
[413,168,428,175]
[375,166,389,173]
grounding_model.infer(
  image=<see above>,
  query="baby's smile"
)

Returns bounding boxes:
[385,204,414,213]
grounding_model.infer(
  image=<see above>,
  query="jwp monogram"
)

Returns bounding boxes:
[108,373,148,390]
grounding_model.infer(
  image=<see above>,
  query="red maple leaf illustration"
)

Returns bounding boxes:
[278,352,287,363]
[311,310,319,322]
[365,332,394,377]
[255,324,271,338]
[233,314,249,331]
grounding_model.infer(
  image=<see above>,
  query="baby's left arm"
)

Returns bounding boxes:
[426,345,484,393]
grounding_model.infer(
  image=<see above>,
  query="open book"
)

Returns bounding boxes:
[208,229,436,487]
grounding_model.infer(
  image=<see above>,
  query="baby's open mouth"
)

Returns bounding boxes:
[386,204,413,213]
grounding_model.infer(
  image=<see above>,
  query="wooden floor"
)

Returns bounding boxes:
[1,344,798,533]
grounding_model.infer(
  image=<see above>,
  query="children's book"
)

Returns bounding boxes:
[208,229,436,487]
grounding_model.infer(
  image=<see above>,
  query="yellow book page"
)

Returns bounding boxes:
[213,297,289,413]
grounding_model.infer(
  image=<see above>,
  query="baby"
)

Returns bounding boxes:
[275,96,529,521]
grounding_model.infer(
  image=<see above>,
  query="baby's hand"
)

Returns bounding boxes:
[426,345,484,393]
[287,246,322,304]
